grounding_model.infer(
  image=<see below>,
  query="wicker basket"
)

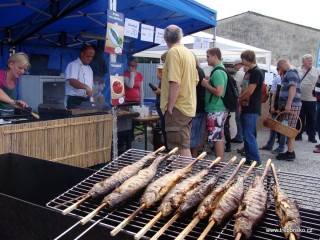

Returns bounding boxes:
[263,111,302,138]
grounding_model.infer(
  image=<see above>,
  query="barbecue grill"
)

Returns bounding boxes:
[47,149,320,240]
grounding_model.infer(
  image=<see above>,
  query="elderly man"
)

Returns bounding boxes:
[295,54,320,143]
[160,25,198,158]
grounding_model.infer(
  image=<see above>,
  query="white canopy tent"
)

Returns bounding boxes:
[134,31,272,70]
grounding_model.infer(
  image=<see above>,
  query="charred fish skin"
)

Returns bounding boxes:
[140,167,191,209]
[178,176,218,215]
[273,185,302,240]
[194,184,228,220]
[210,176,245,225]
[233,175,268,239]
[89,153,156,198]
[157,168,211,217]
[102,155,166,209]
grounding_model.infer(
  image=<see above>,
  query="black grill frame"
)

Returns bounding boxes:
[47,149,320,240]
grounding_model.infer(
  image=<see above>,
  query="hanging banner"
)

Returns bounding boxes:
[109,62,125,105]
[105,10,124,55]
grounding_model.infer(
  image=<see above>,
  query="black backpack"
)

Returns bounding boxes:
[209,67,239,112]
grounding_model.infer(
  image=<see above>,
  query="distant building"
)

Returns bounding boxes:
[206,11,320,67]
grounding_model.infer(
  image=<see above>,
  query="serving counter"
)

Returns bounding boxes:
[0,114,113,168]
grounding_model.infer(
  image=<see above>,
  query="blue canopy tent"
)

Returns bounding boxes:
[0,0,217,102]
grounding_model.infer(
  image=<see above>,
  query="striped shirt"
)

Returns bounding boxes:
[279,68,302,107]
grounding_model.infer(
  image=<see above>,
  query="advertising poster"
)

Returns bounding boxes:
[109,62,125,105]
[105,10,124,55]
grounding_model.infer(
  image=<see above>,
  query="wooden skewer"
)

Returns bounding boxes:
[110,204,146,236]
[147,156,231,240]
[154,146,166,154]
[150,213,180,240]
[63,146,165,216]
[80,202,107,225]
[261,159,272,180]
[175,216,200,240]
[62,194,92,215]
[198,219,215,240]
[199,160,256,239]
[271,164,297,240]
[235,232,242,240]
[134,212,162,240]
[270,163,279,186]
[244,160,256,179]
[289,233,296,240]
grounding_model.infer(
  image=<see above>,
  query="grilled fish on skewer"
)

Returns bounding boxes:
[234,159,272,240]
[140,152,210,209]
[177,156,237,216]
[157,158,224,217]
[80,148,178,225]
[134,152,208,240]
[194,158,246,220]
[198,162,256,240]
[271,163,301,240]
[62,147,165,215]
[149,156,236,240]
[89,146,165,199]
[62,147,166,215]
[111,152,209,237]
[175,158,246,240]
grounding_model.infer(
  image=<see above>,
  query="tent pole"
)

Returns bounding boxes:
[109,0,119,160]
[212,27,216,47]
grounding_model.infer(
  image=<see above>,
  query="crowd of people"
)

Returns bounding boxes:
[147,25,320,166]
[1,24,320,164]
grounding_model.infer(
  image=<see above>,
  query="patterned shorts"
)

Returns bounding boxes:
[206,110,228,142]
[278,106,301,128]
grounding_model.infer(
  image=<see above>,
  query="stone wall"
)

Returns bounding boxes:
[207,12,320,67]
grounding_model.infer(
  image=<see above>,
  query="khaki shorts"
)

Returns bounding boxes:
[165,108,192,149]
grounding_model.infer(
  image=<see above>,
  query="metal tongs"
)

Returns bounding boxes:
[21,107,40,119]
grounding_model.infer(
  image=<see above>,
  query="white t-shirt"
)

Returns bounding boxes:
[65,58,93,97]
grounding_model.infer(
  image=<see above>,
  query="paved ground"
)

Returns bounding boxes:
[136,126,319,178]
[207,129,320,177]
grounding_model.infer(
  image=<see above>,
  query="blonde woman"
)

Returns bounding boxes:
[0,52,30,116]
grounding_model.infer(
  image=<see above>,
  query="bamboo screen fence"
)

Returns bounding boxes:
[0,114,112,168]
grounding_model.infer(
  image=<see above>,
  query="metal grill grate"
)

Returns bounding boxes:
[47,149,320,239]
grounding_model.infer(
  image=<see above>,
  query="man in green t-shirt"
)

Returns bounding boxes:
[201,47,228,159]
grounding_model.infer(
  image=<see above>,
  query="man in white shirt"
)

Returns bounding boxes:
[65,45,95,109]
[296,54,320,143]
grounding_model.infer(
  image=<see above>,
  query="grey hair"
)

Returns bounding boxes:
[164,25,183,44]
[302,54,312,61]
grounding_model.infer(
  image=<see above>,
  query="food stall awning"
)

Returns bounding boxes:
[0,0,217,61]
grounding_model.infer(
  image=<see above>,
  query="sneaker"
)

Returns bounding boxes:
[244,161,262,168]
[231,138,243,143]
[276,151,296,161]
[225,148,232,152]
[259,145,272,151]
[237,148,245,154]
[308,138,317,143]
[271,148,284,154]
